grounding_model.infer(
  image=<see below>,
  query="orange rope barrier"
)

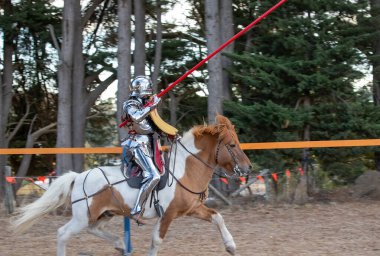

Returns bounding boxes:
[1,139,380,155]
[0,147,122,155]
[240,139,380,150]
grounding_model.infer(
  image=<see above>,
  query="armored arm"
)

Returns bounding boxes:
[123,96,160,123]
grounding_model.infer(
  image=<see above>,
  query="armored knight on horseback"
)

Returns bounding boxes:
[120,76,164,224]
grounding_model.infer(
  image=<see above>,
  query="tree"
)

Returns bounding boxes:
[151,0,163,88]
[205,0,223,123]
[225,0,371,186]
[0,0,16,197]
[367,0,380,170]
[133,0,146,75]
[220,0,234,101]
[0,0,63,197]
[56,0,117,174]
[117,0,132,141]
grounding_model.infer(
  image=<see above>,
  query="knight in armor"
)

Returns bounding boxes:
[121,76,162,224]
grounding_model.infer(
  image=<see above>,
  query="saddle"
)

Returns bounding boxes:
[122,139,168,191]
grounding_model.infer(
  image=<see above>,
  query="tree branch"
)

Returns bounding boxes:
[7,100,30,144]
[81,0,104,28]
[87,72,117,107]
[150,31,206,45]
[48,24,61,57]
[84,68,104,87]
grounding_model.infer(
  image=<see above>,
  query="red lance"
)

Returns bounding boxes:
[119,0,287,128]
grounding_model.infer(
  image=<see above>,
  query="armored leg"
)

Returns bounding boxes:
[130,147,160,217]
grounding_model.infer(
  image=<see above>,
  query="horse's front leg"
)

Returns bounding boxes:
[189,204,236,255]
[148,212,175,256]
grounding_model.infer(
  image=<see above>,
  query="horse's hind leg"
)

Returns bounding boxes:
[189,204,236,255]
[57,217,88,256]
[88,216,125,254]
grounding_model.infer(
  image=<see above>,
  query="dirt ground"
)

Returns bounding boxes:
[1,193,380,256]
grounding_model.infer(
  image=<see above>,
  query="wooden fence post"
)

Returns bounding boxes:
[208,184,232,205]
[4,166,15,214]
[263,172,271,202]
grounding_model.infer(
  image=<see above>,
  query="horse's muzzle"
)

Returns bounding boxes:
[234,164,252,177]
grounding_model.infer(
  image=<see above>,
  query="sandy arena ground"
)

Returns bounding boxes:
[1,197,380,256]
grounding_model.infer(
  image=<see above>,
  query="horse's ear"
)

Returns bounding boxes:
[215,115,231,126]
[214,114,223,124]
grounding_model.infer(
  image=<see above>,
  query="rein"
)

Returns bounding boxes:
[166,168,207,201]
[72,134,243,205]
[166,137,242,200]
[177,138,241,178]
[177,139,215,170]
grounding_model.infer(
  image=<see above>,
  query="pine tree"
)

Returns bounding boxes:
[225,0,377,184]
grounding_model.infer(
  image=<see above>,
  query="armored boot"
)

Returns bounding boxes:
[130,148,160,224]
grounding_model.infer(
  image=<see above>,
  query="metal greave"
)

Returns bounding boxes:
[130,147,160,216]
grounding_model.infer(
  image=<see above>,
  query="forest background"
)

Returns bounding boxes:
[1,0,380,199]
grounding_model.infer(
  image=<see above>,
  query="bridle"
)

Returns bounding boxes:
[177,137,243,178]
[165,134,246,200]
[214,139,244,177]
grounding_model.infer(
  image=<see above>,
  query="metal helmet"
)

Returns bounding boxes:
[129,76,153,97]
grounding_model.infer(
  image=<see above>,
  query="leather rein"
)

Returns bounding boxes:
[166,137,242,200]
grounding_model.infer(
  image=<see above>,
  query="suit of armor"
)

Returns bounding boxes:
[121,76,161,221]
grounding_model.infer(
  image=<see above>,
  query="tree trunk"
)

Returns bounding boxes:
[15,119,56,190]
[370,0,380,171]
[56,0,78,174]
[117,0,132,140]
[151,0,162,90]
[205,0,223,124]
[133,0,146,76]
[0,0,15,198]
[169,91,178,125]
[57,0,112,174]
[302,96,313,197]
[72,0,86,172]
[220,0,233,101]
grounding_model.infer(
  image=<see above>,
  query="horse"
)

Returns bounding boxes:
[12,115,252,256]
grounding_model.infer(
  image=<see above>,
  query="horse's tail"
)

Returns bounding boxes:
[11,171,79,234]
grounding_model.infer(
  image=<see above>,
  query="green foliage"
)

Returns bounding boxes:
[3,0,380,185]
[224,0,377,184]
[86,99,116,147]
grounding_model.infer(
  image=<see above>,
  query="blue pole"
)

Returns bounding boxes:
[124,217,133,255]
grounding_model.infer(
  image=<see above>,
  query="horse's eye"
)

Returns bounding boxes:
[230,144,236,148]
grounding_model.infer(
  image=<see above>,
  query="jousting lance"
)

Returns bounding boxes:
[119,0,287,128]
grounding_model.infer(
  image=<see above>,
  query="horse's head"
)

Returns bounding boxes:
[193,115,252,177]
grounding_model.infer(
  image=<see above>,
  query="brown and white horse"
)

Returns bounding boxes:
[12,115,252,256]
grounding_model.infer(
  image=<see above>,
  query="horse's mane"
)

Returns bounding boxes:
[192,115,236,140]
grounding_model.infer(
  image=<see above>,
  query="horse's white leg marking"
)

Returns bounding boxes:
[148,218,163,256]
[189,204,236,255]
[57,218,87,256]
[212,212,236,255]
[88,218,125,251]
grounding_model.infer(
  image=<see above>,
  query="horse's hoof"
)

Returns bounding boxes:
[114,247,124,255]
[225,241,236,255]
[226,247,236,255]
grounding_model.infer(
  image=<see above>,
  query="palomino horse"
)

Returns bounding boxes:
[13,115,252,256]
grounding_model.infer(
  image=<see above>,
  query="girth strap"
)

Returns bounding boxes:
[71,168,127,205]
